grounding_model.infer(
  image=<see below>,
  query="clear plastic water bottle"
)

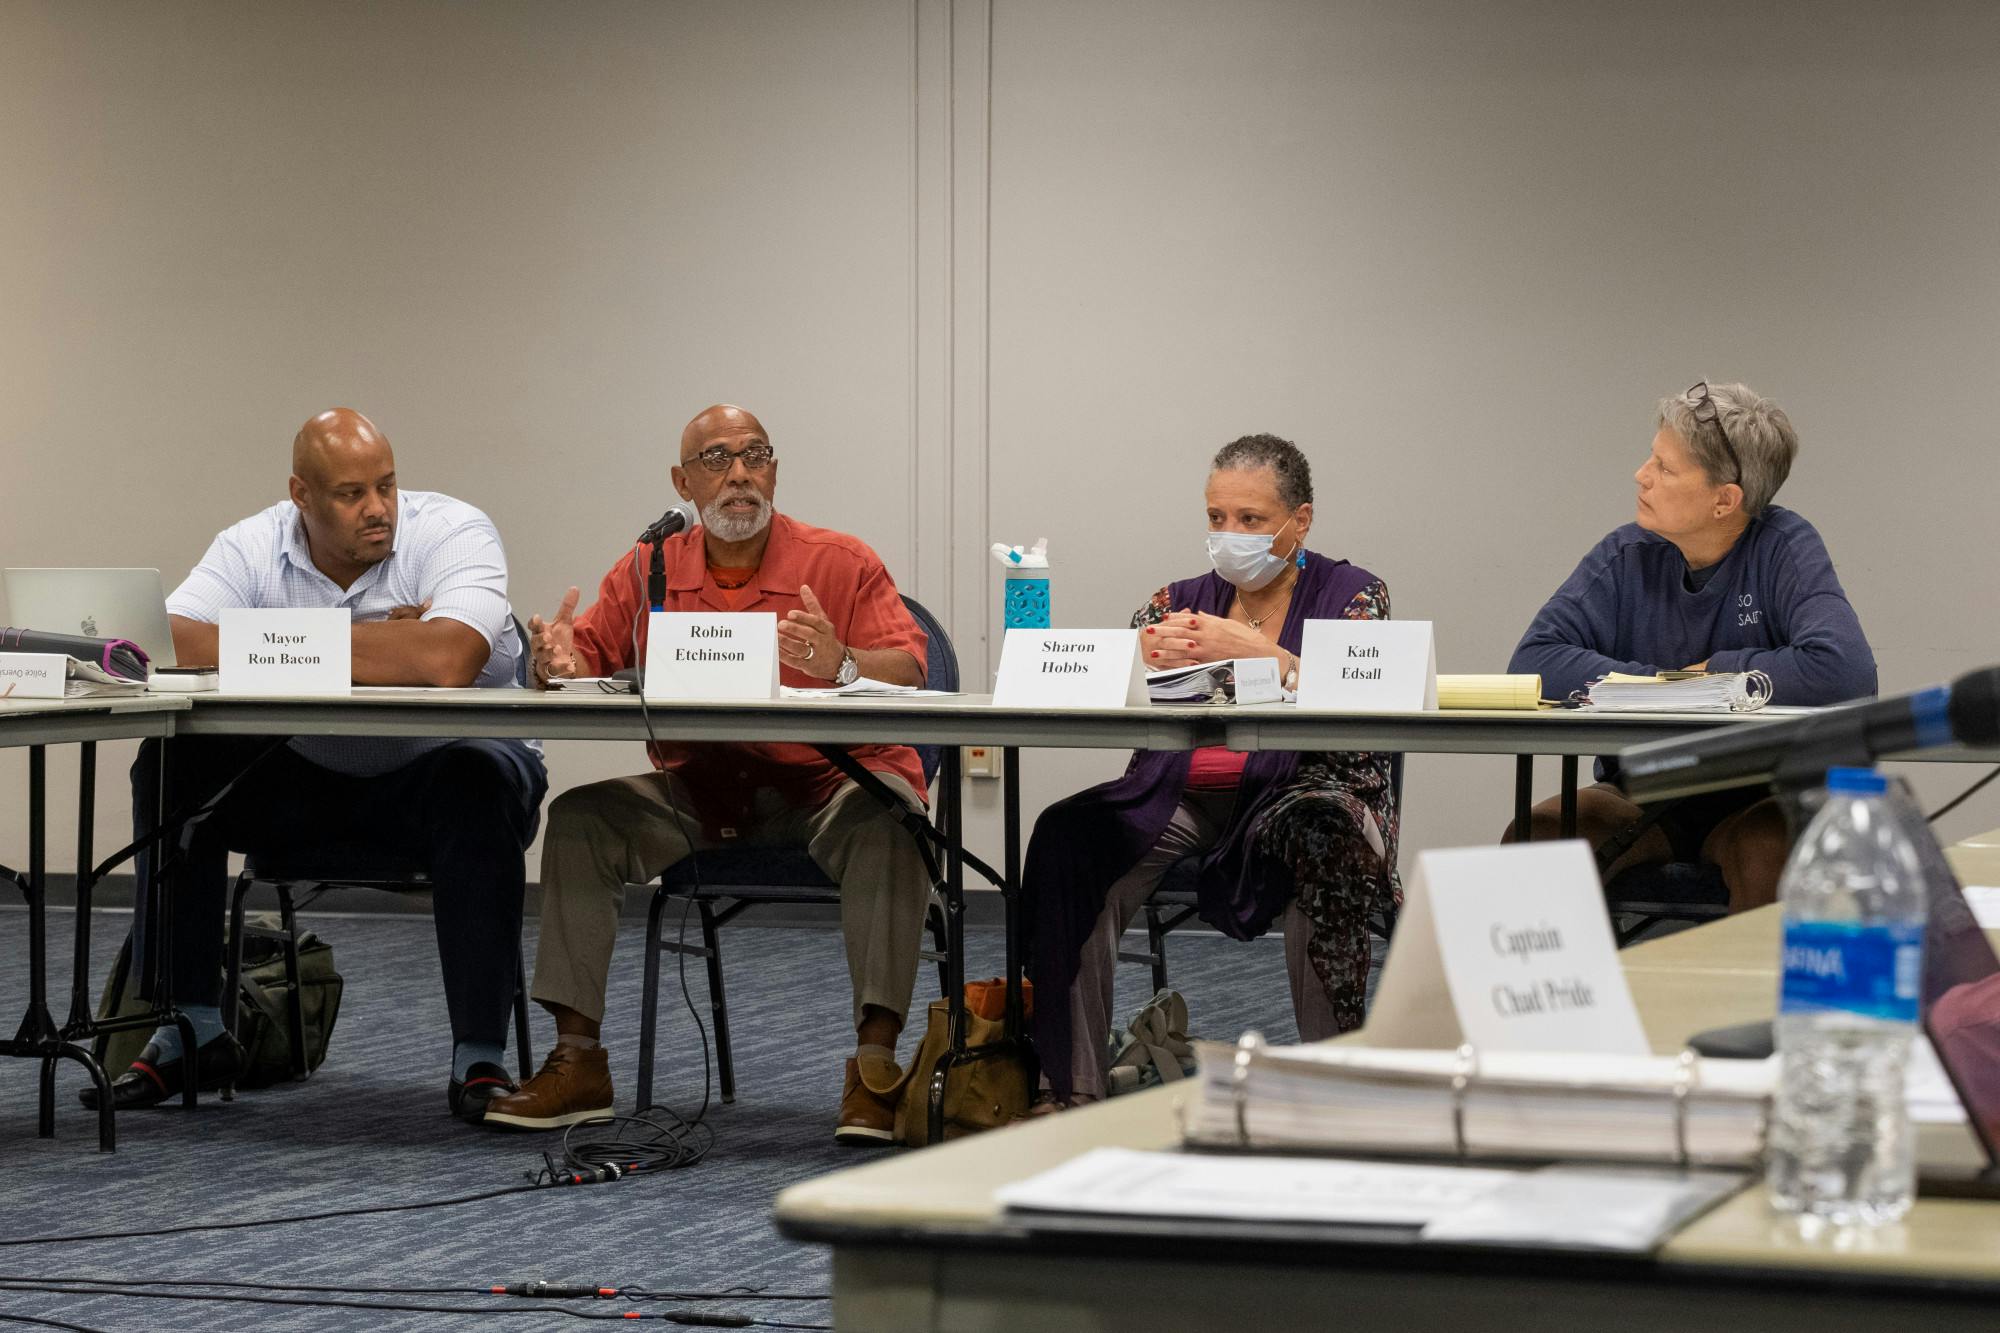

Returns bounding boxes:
[1766,767,1928,1225]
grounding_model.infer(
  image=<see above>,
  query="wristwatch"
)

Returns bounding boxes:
[834,646,860,686]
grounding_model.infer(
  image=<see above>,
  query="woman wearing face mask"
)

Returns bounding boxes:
[1023,433,1397,1111]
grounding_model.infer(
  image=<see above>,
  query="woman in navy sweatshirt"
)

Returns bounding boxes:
[1506,380,1876,911]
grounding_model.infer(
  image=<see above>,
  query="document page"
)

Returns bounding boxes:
[996,1147,1517,1227]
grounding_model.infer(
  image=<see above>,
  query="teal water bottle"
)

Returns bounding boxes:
[1003,564,1051,630]
[992,540,1052,631]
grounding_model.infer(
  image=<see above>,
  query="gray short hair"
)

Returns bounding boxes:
[1211,433,1313,509]
[1657,381,1798,515]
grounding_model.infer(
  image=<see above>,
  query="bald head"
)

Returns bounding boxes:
[293,408,393,485]
[671,403,778,548]
[679,404,768,463]
[288,408,399,579]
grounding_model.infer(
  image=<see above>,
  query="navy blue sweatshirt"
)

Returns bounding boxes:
[1508,506,1877,707]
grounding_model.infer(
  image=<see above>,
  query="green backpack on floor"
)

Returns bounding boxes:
[94,922,344,1089]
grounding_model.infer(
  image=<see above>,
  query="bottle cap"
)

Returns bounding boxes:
[1825,766,1888,796]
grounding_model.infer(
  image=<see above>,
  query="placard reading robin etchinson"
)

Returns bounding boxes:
[644,611,778,701]
[1364,840,1649,1056]
[217,608,352,697]
[991,628,1148,709]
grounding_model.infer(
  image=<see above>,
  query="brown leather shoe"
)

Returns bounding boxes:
[835,1056,901,1147]
[482,1042,614,1132]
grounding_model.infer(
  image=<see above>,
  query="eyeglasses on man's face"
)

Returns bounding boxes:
[1685,381,1743,487]
[690,443,776,474]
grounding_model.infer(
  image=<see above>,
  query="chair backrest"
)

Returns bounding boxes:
[899,594,959,785]
[509,614,535,688]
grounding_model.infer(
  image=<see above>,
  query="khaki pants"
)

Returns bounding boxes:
[532,769,932,1031]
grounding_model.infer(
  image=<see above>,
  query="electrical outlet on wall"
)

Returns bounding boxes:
[962,745,1001,779]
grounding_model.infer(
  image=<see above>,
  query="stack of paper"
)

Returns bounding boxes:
[996,1149,1746,1253]
[998,1147,1517,1228]
[1180,1042,1773,1168]
[0,652,148,696]
[783,678,959,698]
[1145,657,1283,705]
[1585,670,1771,713]
[1436,674,1542,710]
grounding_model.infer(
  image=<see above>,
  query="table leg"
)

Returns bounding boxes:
[1002,746,1023,1045]
[1560,756,1579,840]
[152,736,198,1110]
[65,742,97,1030]
[24,747,58,1138]
[1514,755,1533,842]
[929,747,967,1144]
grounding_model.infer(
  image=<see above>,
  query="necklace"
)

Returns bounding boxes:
[1237,566,1299,631]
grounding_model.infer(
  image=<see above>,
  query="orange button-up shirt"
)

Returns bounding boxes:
[569,512,929,836]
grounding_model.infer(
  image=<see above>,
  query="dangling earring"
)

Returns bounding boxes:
[1295,547,1307,570]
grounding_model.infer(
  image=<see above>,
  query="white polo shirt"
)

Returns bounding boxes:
[169,490,535,775]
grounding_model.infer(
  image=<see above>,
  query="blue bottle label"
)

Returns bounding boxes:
[1779,920,1923,1022]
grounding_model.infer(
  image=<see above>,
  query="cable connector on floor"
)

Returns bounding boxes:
[534,1154,635,1187]
[489,1281,617,1298]
[657,1314,754,1328]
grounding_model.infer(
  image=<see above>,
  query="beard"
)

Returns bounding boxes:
[702,488,774,543]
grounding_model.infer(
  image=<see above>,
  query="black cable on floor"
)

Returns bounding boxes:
[0,1276,828,1303]
[0,1283,830,1329]
[0,1312,110,1333]
[0,1182,548,1247]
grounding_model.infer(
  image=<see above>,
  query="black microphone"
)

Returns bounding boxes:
[637,501,699,611]
[638,500,699,546]
[1621,665,2000,803]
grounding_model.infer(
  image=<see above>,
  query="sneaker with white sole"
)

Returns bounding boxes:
[482,1043,614,1131]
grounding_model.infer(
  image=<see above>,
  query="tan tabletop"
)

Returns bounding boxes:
[776,889,2000,1331]
[1948,825,2000,886]
[0,693,186,747]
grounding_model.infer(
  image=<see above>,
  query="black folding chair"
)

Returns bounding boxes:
[1118,755,1405,992]
[219,617,541,1080]
[635,594,959,1109]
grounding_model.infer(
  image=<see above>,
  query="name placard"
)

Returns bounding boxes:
[1366,841,1649,1055]
[644,611,778,701]
[0,653,66,699]
[218,608,352,697]
[1296,619,1437,712]
[991,629,1147,709]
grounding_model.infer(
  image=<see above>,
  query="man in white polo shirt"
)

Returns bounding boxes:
[89,408,547,1126]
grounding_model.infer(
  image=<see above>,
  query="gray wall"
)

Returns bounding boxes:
[4,0,1997,881]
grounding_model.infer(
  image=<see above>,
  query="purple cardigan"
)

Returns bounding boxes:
[1024,552,1378,1089]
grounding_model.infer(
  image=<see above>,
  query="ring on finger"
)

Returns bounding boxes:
[804,644,816,661]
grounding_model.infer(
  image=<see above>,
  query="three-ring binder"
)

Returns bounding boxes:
[1221,1033,1713,1166]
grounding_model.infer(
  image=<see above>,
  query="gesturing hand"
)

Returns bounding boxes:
[527,586,580,687]
[778,583,843,681]
[1143,610,1274,669]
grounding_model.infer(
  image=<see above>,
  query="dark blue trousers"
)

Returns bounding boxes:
[130,735,547,1047]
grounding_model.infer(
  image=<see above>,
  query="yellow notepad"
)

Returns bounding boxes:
[1436,674,1543,710]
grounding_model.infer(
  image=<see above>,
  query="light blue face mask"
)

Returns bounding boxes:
[1205,518,1299,591]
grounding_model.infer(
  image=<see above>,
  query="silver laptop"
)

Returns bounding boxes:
[2,567,178,669]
